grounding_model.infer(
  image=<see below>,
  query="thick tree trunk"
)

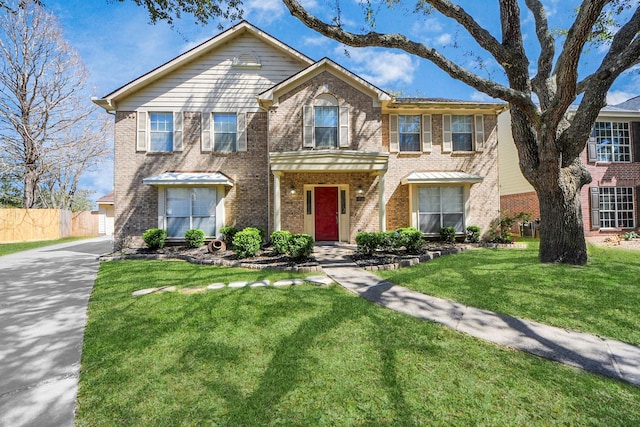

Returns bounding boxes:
[23,166,38,208]
[530,158,590,265]
[535,184,588,265]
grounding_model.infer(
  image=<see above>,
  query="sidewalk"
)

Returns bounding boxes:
[313,244,640,387]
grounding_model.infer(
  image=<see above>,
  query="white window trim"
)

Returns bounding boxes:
[303,94,349,149]
[597,186,635,229]
[442,114,485,153]
[410,184,470,235]
[137,110,183,153]
[157,186,226,239]
[589,121,632,163]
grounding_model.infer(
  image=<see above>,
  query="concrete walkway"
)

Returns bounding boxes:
[0,237,113,427]
[314,244,640,387]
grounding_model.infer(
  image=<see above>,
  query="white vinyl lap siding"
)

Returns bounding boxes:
[117,33,308,111]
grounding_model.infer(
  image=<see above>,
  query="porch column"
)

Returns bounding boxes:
[273,171,282,232]
[378,172,386,232]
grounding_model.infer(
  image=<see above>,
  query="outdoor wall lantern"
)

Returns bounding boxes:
[290,185,296,195]
[357,185,364,195]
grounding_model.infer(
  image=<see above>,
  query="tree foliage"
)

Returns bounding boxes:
[0,0,111,210]
[123,0,640,265]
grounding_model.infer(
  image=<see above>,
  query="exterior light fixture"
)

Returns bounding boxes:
[357,185,364,195]
[290,185,296,195]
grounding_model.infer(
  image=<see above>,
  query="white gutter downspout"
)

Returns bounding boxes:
[378,172,386,232]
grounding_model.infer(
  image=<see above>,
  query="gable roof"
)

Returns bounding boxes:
[96,191,114,205]
[92,21,314,111]
[257,57,392,108]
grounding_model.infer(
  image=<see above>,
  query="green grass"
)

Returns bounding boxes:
[379,239,640,345]
[77,259,640,426]
[0,236,91,256]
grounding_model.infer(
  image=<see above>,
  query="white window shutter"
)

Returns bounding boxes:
[339,106,349,147]
[590,187,600,229]
[587,135,598,162]
[136,111,147,152]
[442,114,452,153]
[389,114,399,152]
[173,112,183,151]
[237,112,247,152]
[303,105,314,148]
[422,114,432,152]
[201,112,211,152]
[474,115,484,152]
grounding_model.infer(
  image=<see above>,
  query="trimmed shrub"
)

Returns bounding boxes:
[184,229,205,248]
[219,226,238,248]
[465,225,481,243]
[380,231,402,251]
[356,231,383,256]
[143,228,167,250]
[397,227,424,253]
[287,234,314,260]
[270,230,292,255]
[440,226,456,243]
[233,228,262,258]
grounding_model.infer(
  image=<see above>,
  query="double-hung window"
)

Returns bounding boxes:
[417,186,465,234]
[451,115,473,151]
[399,115,421,152]
[165,187,217,238]
[149,112,174,152]
[314,106,338,148]
[598,187,634,228]
[213,113,237,152]
[592,121,631,162]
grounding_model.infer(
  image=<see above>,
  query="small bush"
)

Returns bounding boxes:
[219,226,238,248]
[270,230,292,255]
[440,226,456,243]
[380,231,402,251]
[232,228,262,258]
[287,234,314,260]
[623,231,639,241]
[356,231,383,256]
[143,228,167,250]
[465,225,481,243]
[397,227,424,253]
[256,227,267,244]
[184,229,205,248]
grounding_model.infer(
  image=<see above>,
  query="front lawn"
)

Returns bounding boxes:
[378,240,640,345]
[76,259,640,426]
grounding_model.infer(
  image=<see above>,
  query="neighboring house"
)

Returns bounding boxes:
[96,191,115,236]
[93,21,505,249]
[499,100,640,236]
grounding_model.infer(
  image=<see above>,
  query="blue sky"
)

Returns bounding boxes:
[43,0,640,204]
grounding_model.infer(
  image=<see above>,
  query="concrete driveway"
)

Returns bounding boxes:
[0,237,112,427]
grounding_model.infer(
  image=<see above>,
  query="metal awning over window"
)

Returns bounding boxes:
[143,172,234,186]
[401,171,483,185]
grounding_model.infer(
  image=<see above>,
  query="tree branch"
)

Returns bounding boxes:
[524,0,554,107]
[281,0,534,111]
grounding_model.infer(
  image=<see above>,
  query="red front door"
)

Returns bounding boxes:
[314,187,339,241]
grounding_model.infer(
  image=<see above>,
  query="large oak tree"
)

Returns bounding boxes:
[127,0,640,265]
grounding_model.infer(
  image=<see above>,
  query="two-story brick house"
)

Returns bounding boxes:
[499,102,640,236]
[93,21,505,249]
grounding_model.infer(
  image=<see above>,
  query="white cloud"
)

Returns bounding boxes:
[470,91,497,102]
[338,47,418,87]
[303,36,331,47]
[607,90,637,105]
[244,0,285,25]
[435,33,452,46]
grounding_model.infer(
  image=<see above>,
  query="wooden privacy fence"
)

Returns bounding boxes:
[0,209,99,243]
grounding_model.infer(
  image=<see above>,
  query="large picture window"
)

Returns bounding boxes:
[314,106,338,148]
[593,121,631,162]
[399,115,421,152]
[599,187,634,228]
[451,115,473,151]
[149,112,173,152]
[213,113,237,152]
[165,187,217,237]
[418,186,464,234]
